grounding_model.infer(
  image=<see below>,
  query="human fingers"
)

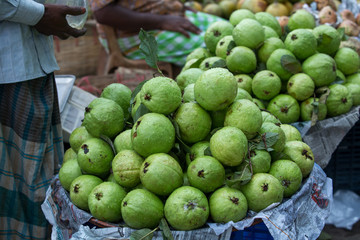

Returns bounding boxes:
[63,5,86,16]
[183,21,201,35]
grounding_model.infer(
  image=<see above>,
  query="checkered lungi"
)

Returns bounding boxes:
[0,74,63,240]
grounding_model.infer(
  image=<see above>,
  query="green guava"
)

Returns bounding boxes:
[182,58,200,72]
[235,74,253,94]
[194,68,237,111]
[263,26,280,39]
[261,111,281,126]
[63,148,77,163]
[287,73,315,101]
[140,76,182,115]
[185,141,210,166]
[131,113,175,157]
[174,102,212,143]
[280,124,302,142]
[300,97,327,121]
[199,56,225,71]
[176,68,204,91]
[269,160,303,197]
[229,9,255,26]
[344,82,360,106]
[226,46,257,74]
[131,93,141,119]
[232,18,265,49]
[69,175,103,211]
[255,12,282,37]
[88,182,127,222]
[252,70,281,100]
[287,9,316,31]
[282,140,315,178]
[69,126,94,153]
[114,129,133,153]
[247,149,272,173]
[112,149,143,188]
[334,47,360,75]
[186,47,212,62]
[210,126,248,166]
[258,37,285,63]
[140,153,183,196]
[100,83,132,119]
[253,98,266,109]
[82,98,124,139]
[284,29,317,60]
[77,137,114,178]
[224,99,263,139]
[326,84,353,117]
[234,87,253,101]
[209,187,248,223]
[204,20,234,53]
[312,24,341,56]
[210,109,227,129]
[302,53,337,87]
[182,83,196,103]
[240,173,284,212]
[215,35,235,59]
[266,48,298,81]
[121,189,164,229]
[259,122,286,152]
[267,94,300,124]
[187,156,225,193]
[346,73,360,85]
[164,186,209,230]
[59,159,82,191]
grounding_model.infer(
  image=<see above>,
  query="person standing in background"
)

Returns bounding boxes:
[0,1,86,239]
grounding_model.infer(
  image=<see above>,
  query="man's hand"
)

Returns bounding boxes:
[35,4,87,39]
[159,15,201,38]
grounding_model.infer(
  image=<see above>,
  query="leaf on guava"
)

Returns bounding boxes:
[176,136,191,154]
[280,55,302,74]
[133,103,150,124]
[139,29,162,74]
[210,59,227,69]
[100,134,116,155]
[256,132,279,151]
[189,57,205,69]
[130,228,154,240]
[159,218,174,240]
[337,27,346,41]
[227,40,236,54]
[254,62,267,74]
[226,164,252,187]
[311,100,319,126]
[204,147,212,156]
[130,79,149,106]
[316,86,330,104]
[317,33,333,46]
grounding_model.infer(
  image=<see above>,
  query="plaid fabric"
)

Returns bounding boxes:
[0,74,63,240]
[98,11,224,66]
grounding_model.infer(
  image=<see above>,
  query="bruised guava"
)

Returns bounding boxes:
[282,140,315,178]
[210,126,248,166]
[226,46,257,74]
[69,126,94,153]
[325,84,353,117]
[121,189,164,229]
[112,150,143,188]
[215,35,235,59]
[82,98,124,139]
[302,53,337,87]
[229,9,255,26]
[186,47,211,62]
[334,47,360,75]
[287,9,316,31]
[232,18,265,49]
[199,56,225,71]
[235,74,253,94]
[204,20,234,53]
[252,70,281,100]
[269,160,303,197]
[255,12,282,37]
[187,156,225,193]
[312,24,341,56]
[182,83,196,103]
[174,102,212,143]
[267,94,300,124]
[176,68,204,91]
[77,137,114,178]
[287,73,315,101]
[140,153,183,196]
[194,68,237,111]
[259,122,286,152]
[209,187,248,223]
[266,48,298,82]
[59,159,82,191]
[69,175,103,211]
[261,111,281,126]
[300,97,327,121]
[114,129,133,153]
[240,173,284,212]
[63,148,77,163]
[258,37,285,63]
[234,88,253,101]
[224,99,263,139]
[344,82,360,106]
[140,76,182,115]
[280,124,302,142]
[284,29,317,60]
[164,186,209,230]
[185,141,210,166]
[88,182,127,222]
[100,83,132,119]
[247,149,272,173]
[131,113,175,157]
